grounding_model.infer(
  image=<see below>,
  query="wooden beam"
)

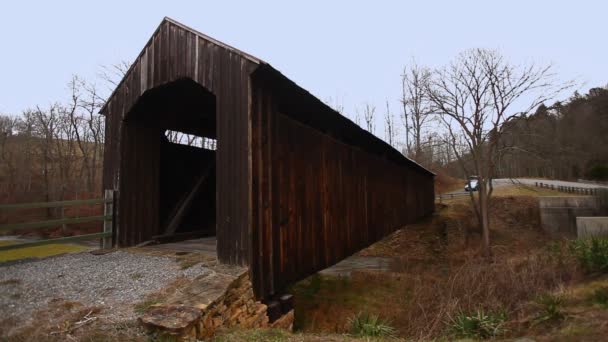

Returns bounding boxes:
[0,215,111,232]
[0,198,110,210]
[0,232,112,252]
[163,165,213,235]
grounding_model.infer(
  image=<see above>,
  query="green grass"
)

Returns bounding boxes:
[571,237,608,273]
[178,259,200,270]
[134,299,161,314]
[348,312,396,337]
[212,328,290,342]
[448,310,507,339]
[289,273,400,333]
[533,293,565,324]
[589,287,608,307]
[0,240,88,262]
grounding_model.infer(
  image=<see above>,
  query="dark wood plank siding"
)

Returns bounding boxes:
[102,18,435,299]
[102,20,257,266]
[250,80,434,298]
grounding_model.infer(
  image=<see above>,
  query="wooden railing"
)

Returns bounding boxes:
[437,192,470,203]
[0,190,114,252]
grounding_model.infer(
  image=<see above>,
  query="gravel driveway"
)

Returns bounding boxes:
[0,251,208,328]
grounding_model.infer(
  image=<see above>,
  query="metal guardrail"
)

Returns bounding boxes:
[0,190,114,252]
[534,182,606,195]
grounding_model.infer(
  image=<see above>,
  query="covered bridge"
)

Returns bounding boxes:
[101,17,434,299]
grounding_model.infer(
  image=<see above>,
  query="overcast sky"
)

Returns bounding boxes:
[1,0,606,137]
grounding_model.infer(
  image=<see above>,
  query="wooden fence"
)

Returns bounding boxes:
[0,190,114,252]
[437,192,471,203]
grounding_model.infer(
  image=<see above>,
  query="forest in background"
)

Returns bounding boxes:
[0,63,606,210]
[0,76,105,205]
[439,86,608,181]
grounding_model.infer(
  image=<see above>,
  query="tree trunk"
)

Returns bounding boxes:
[479,183,492,257]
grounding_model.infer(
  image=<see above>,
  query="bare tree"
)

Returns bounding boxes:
[427,48,570,256]
[362,103,376,134]
[384,100,396,147]
[98,61,131,93]
[401,61,433,160]
[324,96,345,115]
[66,75,105,193]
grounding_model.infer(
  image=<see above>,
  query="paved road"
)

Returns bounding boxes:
[493,178,608,189]
[444,178,608,196]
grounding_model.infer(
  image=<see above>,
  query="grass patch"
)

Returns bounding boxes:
[212,328,290,342]
[493,184,564,197]
[178,259,200,270]
[571,237,608,273]
[134,299,161,314]
[589,286,608,307]
[290,272,399,332]
[0,240,87,263]
[533,293,566,324]
[130,272,144,280]
[348,312,396,337]
[448,310,507,339]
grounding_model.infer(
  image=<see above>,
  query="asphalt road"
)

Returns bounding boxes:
[493,178,608,189]
[445,178,608,196]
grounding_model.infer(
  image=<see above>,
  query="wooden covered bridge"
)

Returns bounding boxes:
[101,17,434,299]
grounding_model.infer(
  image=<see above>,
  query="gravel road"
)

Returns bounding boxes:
[0,251,208,327]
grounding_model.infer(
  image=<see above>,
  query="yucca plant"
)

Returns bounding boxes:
[571,237,608,273]
[448,310,507,339]
[348,312,396,337]
[533,293,565,324]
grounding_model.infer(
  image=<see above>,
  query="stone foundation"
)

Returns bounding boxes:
[140,272,293,341]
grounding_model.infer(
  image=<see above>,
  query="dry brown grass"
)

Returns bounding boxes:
[0,298,147,342]
[396,252,580,339]
[434,172,463,194]
[293,192,586,340]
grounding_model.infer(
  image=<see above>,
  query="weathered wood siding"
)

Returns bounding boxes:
[102,17,435,299]
[250,79,435,297]
[102,19,257,265]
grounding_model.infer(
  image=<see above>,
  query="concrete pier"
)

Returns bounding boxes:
[539,196,600,236]
[577,217,608,238]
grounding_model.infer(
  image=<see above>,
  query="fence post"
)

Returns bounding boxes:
[102,190,114,249]
[61,206,66,234]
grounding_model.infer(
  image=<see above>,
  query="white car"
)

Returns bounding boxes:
[465,177,479,192]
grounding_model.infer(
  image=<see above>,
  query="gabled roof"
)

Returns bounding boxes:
[101,17,434,176]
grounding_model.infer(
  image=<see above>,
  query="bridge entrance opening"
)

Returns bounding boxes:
[119,78,217,244]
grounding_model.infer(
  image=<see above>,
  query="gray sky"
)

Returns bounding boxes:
[1,0,606,137]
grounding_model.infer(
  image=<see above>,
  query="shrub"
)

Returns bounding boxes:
[571,237,608,273]
[448,310,507,339]
[348,312,396,337]
[590,287,608,307]
[586,164,608,181]
[533,293,565,324]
